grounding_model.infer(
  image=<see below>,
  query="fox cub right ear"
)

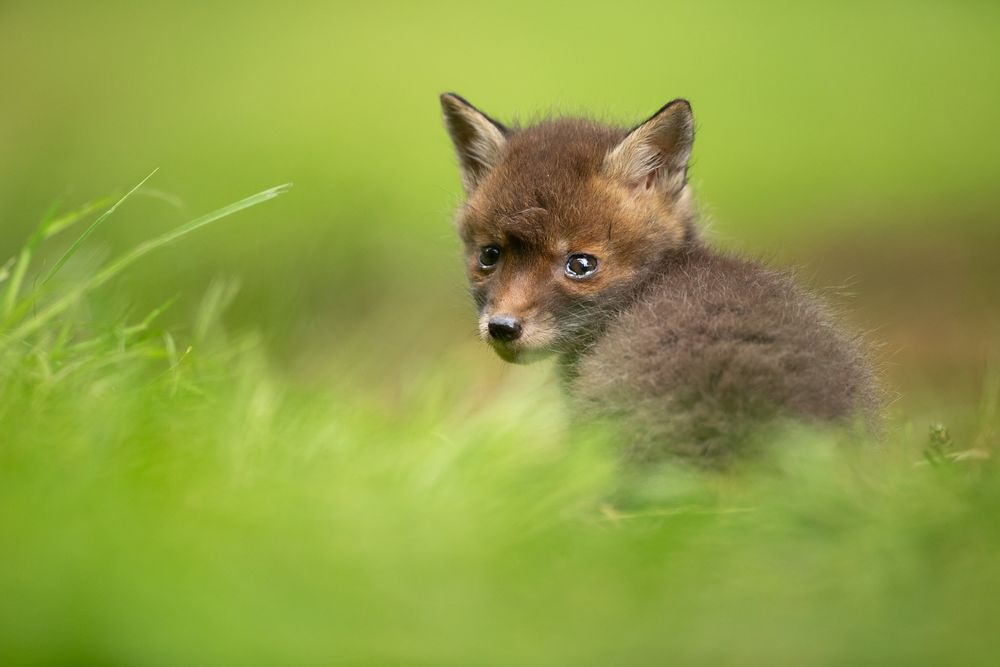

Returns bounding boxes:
[605,99,694,197]
[440,93,508,193]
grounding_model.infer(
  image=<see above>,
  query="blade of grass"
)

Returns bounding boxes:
[0,257,14,285]
[57,296,177,357]
[42,196,118,240]
[93,183,291,285]
[2,199,62,319]
[38,168,159,288]
[3,195,118,313]
[3,183,292,344]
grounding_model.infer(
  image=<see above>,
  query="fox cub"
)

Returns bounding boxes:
[440,93,878,463]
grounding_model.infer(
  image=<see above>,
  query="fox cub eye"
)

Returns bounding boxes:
[565,254,598,279]
[479,245,501,269]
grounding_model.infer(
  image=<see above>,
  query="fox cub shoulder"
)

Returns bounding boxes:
[440,93,878,463]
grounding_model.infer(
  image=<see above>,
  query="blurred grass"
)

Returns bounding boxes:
[2,2,1000,663]
[0,204,998,663]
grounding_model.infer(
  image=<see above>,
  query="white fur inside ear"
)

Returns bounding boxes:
[604,102,693,196]
[441,96,507,192]
[460,114,506,175]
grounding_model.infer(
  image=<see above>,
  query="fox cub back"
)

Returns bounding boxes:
[440,93,878,463]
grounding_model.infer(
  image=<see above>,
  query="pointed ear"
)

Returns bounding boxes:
[440,92,508,193]
[604,99,694,196]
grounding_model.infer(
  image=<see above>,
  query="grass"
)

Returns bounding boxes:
[1,188,999,666]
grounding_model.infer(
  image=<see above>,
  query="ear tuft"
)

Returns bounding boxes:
[440,93,508,193]
[604,99,694,196]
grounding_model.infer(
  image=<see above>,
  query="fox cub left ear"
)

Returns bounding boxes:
[605,99,694,196]
[440,93,509,193]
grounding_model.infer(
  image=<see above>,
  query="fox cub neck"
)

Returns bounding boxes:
[441,93,697,365]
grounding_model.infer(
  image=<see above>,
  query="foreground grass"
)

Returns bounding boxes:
[1,197,999,666]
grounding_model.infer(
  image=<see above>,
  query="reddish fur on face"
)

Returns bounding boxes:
[453,117,694,360]
[441,94,879,462]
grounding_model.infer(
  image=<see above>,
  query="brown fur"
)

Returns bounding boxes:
[441,93,879,463]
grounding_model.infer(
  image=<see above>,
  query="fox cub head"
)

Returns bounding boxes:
[441,93,696,363]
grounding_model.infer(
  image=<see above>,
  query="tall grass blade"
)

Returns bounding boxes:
[4,183,291,343]
[41,196,117,241]
[2,199,62,319]
[1,195,138,326]
[39,168,158,288]
[0,257,14,285]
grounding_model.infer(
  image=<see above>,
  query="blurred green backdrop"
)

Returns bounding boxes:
[1,0,998,406]
[3,4,1000,664]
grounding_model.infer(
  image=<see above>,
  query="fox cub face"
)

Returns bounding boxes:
[441,93,697,363]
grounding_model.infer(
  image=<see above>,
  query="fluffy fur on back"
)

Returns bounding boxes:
[568,246,879,463]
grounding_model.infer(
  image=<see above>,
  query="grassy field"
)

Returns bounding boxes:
[1,198,998,664]
[2,1,1000,664]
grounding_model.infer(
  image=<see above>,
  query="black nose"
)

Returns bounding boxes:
[488,315,522,342]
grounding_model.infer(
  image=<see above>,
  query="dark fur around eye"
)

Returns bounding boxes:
[479,245,501,269]
[565,254,598,278]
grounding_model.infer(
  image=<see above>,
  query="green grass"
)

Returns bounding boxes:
[1,191,998,666]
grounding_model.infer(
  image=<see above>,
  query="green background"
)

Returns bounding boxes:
[2,0,998,400]
[2,3,1000,664]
